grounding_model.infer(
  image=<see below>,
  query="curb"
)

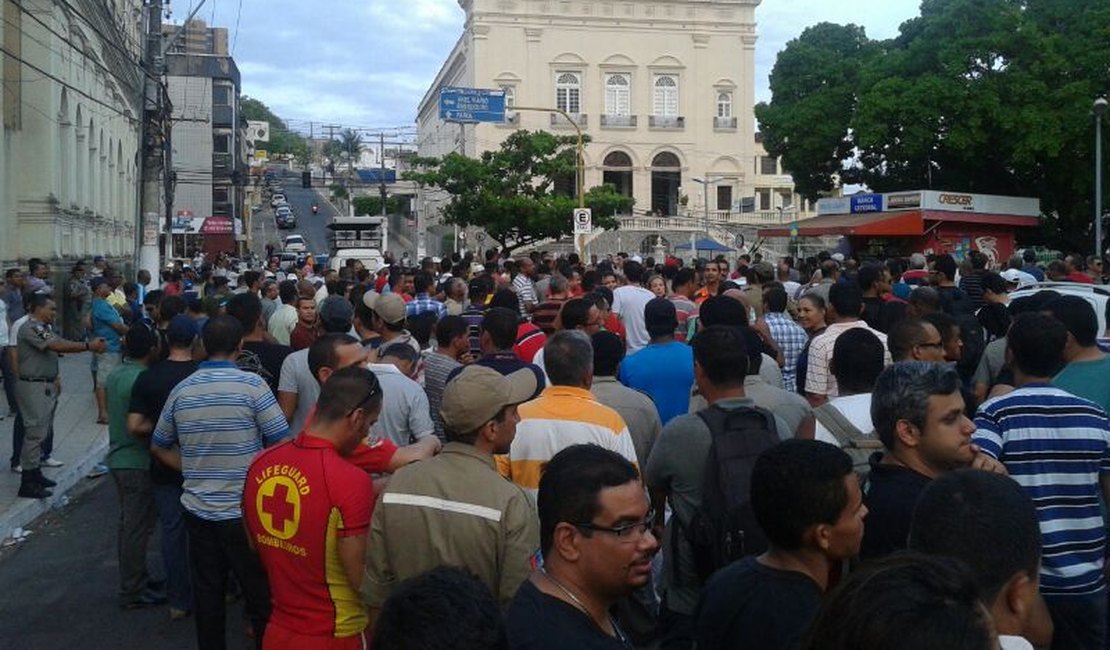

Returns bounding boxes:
[0,438,108,545]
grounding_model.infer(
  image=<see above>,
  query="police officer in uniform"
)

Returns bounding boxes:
[16,294,106,498]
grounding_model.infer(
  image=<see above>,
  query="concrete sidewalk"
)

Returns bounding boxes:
[0,353,110,544]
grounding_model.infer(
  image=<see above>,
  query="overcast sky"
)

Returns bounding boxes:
[187,0,921,132]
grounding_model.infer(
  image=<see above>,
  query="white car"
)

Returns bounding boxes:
[282,235,307,253]
[270,194,287,208]
[1009,282,1109,333]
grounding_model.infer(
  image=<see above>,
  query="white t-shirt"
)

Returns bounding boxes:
[277,349,317,436]
[814,393,874,446]
[8,315,30,348]
[612,285,655,353]
[999,636,1033,650]
[0,299,8,347]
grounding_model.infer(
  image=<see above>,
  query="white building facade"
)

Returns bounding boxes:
[0,0,144,267]
[415,0,813,255]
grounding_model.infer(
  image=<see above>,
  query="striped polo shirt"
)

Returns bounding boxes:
[973,384,1110,597]
[152,360,290,521]
[503,385,638,498]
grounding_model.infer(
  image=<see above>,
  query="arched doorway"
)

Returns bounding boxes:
[602,151,633,199]
[651,151,681,217]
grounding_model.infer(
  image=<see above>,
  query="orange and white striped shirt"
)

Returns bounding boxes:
[502,386,638,497]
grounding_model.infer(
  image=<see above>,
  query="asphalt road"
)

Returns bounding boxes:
[0,479,249,649]
[252,168,413,262]
[254,169,337,258]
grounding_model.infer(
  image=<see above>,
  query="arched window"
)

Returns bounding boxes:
[717,92,732,118]
[653,75,678,117]
[603,151,634,199]
[555,72,581,114]
[603,151,633,168]
[605,73,630,116]
[652,151,681,169]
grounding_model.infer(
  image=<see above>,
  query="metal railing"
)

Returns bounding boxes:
[549,112,588,127]
[600,114,637,127]
[714,116,737,129]
[649,115,684,129]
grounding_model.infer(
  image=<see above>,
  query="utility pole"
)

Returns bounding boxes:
[138,0,166,274]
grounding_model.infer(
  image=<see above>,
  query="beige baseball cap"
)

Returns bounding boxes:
[362,290,406,325]
[440,365,538,435]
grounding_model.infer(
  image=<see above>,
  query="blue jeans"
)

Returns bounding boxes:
[1045,592,1107,650]
[153,483,192,611]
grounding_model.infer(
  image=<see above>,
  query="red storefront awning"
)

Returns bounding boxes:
[760,211,924,238]
[759,209,1039,238]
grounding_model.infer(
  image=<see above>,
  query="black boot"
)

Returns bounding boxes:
[18,471,52,499]
[34,469,57,488]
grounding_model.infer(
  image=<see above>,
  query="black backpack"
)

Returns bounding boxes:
[681,403,780,583]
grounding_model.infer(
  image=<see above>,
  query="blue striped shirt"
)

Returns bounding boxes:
[152,360,290,521]
[405,293,447,321]
[973,384,1110,596]
[764,312,808,393]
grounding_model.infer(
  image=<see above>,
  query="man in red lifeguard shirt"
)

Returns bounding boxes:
[244,366,382,649]
[303,333,434,478]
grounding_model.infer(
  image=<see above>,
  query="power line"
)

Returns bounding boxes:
[230,0,243,55]
[5,7,144,101]
[0,44,139,125]
[54,0,144,73]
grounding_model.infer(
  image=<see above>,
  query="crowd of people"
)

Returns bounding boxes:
[2,243,1110,649]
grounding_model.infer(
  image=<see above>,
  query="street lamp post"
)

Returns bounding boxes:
[1095,97,1108,259]
[691,176,723,245]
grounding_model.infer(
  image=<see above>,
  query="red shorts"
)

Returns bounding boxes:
[263,624,367,650]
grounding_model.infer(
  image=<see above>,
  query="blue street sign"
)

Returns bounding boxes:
[850,194,884,214]
[439,87,507,123]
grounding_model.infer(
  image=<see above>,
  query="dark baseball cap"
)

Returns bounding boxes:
[318,295,355,332]
[167,314,198,345]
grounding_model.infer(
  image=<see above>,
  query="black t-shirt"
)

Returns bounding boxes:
[859,452,932,560]
[507,579,632,650]
[861,296,885,332]
[239,340,292,394]
[128,359,199,485]
[694,556,823,650]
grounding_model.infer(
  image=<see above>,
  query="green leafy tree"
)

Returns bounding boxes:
[404,130,634,255]
[755,23,877,198]
[240,96,309,158]
[353,195,407,216]
[757,0,1110,251]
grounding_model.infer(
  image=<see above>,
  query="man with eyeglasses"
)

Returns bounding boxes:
[244,366,380,649]
[507,444,657,649]
[362,364,540,621]
[888,319,948,364]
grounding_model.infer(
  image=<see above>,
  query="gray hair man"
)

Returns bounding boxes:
[860,362,1004,561]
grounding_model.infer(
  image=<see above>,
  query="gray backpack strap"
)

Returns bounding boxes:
[814,403,884,452]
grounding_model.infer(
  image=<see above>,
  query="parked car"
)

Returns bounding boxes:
[283,235,307,253]
[270,193,287,208]
[1009,281,1109,333]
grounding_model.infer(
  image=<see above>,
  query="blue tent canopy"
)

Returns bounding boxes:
[675,238,735,253]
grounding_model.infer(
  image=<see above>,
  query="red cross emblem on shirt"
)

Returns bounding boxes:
[256,476,301,540]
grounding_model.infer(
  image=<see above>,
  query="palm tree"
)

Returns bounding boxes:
[339,129,364,173]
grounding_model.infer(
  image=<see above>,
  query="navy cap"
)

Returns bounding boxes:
[167,314,198,345]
